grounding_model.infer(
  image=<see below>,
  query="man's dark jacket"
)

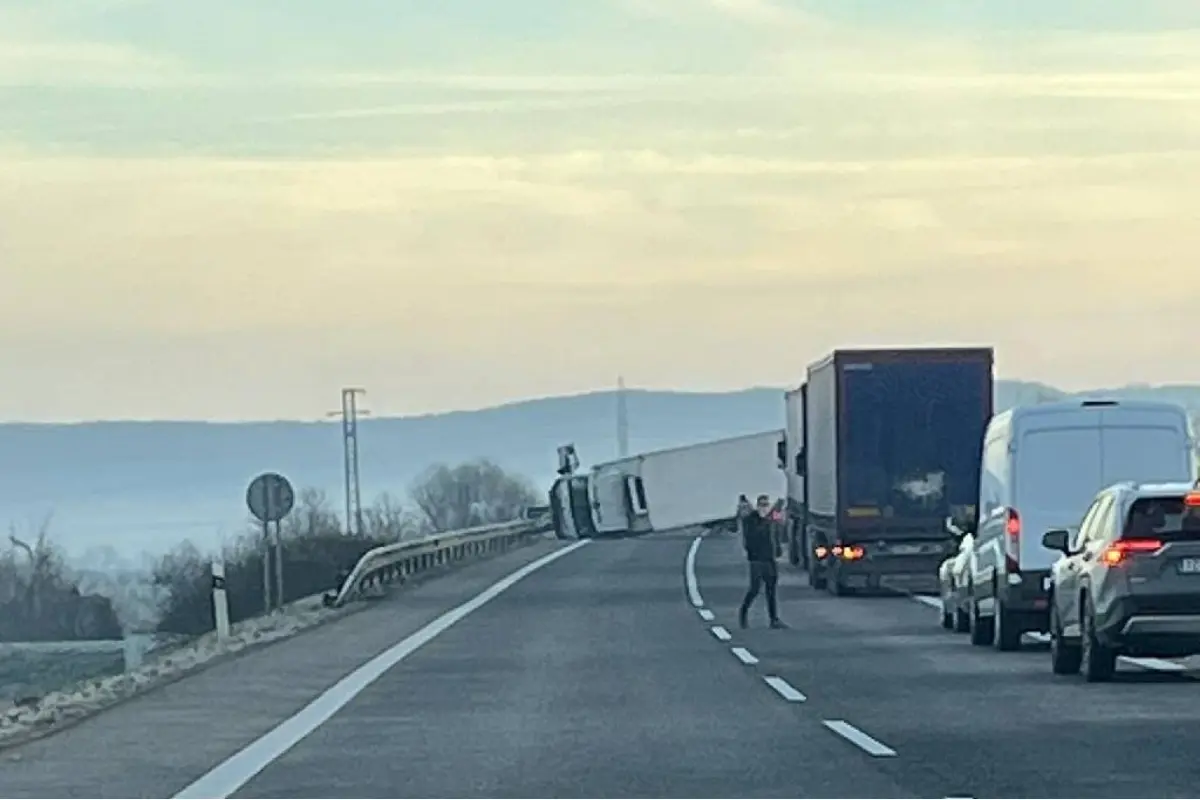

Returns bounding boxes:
[741,512,776,563]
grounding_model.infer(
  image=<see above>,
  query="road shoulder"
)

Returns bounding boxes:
[0,539,567,800]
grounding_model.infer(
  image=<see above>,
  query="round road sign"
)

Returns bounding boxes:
[246,472,295,523]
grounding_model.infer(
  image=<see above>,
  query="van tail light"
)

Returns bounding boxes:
[1102,538,1163,566]
[1185,492,1200,507]
[1004,508,1021,573]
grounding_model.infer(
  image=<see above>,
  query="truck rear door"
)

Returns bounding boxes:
[840,358,989,534]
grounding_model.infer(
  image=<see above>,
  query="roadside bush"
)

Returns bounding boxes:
[152,461,536,637]
[0,520,123,642]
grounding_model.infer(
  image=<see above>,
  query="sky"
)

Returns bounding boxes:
[2,0,1200,422]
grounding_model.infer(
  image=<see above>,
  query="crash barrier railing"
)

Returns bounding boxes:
[326,514,553,608]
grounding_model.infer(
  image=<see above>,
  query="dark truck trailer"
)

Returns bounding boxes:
[804,347,993,595]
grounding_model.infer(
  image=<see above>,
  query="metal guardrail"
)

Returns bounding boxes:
[325,516,551,608]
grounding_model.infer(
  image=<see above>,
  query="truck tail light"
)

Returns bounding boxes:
[832,545,865,561]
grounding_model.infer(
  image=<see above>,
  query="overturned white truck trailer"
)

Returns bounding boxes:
[586,430,786,535]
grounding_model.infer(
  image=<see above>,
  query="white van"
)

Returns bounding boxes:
[965,399,1196,651]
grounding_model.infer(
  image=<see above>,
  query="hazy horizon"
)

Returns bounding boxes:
[3,1,1199,422]
[0,376,1186,425]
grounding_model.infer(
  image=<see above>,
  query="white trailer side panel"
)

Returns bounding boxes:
[784,388,805,506]
[639,430,785,531]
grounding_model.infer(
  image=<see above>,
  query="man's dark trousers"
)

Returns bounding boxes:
[740,559,779,625]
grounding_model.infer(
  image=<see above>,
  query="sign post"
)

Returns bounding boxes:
[246,472,295,613]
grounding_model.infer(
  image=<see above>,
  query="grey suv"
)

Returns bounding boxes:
[1043,480,1200,682]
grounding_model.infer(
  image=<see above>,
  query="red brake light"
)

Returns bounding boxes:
[1004,508,1021,573]
[1185,493,1200,507]
[1102,538,1163,566]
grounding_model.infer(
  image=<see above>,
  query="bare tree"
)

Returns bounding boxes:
[362,491,419,541]
[280,488,342,540]
[409,460,538,533]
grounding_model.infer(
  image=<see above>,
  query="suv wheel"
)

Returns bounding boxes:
[1081,597,1116,682]
[1049,600,1081,675]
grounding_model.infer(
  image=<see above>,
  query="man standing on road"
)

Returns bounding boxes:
[739,494,787,630]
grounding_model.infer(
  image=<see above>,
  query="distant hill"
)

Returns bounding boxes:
[3,379,1199,558]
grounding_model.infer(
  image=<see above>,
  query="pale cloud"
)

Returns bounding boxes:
[1,1,1200,419]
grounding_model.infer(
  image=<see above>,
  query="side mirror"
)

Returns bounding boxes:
[776,440,787,469]
[1041,528,1071,553]
[795,449,806,476]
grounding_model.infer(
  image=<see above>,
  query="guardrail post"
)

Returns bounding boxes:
[212,558,231,642]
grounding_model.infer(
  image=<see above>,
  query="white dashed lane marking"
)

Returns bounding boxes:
[711,625,732,641]
[731,647,758,665]
[763,675,806,702]
[698,608,715,621]
[823,719,897,757]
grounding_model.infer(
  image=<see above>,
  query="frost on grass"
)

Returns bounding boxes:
[70,547,171,634]
[0,593,345,745]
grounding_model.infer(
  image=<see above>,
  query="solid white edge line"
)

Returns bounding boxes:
[1123,656,1187,672]
[763,675,806,702]
[909,595,1191,673]
[711,625,732,641]
[685,535,704,607]
[698,608,715,621]
[731,646,759,665]
[823,719,897,757]
[172,539,592,799]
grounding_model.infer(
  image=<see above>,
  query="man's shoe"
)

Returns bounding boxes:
[769,619,788,629]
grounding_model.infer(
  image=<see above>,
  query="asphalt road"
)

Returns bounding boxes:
[220,530,908,799]
[693,530,1200,799]
[6,530,1200,798]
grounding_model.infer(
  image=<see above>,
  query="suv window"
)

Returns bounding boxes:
[1072,497,1105,550]
[1122,497,1200,542]
[1093,497,1118,543]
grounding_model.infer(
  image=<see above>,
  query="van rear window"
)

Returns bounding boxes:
[1123,497,1200,542]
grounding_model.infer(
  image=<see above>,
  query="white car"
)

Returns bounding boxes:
[939,525,974,633]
